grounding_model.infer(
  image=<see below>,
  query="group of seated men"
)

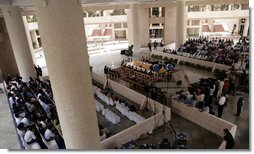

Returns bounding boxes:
[163,36,249,68]
[5,74,65,149]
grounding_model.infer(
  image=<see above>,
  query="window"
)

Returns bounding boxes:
[151,7,159,17]
[114,23,122,29]
[188,5,200,12]
[192,20,200,26]
[152,23,160,27]
[231,3,241,10]
[110,9,126,16]
[220,4,229,11]
[123,23,127,28]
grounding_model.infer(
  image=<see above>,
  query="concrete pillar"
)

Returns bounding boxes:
[22,16,37,64]
[243,18,249,37]
[130,3,141,52]
[126,9,133,45]
[199,20,202,37]
[175,0,187,49]
[2,6,36,81]
[0,17,19,77]
[164,6,176,45]
[32,0,101,149]
[139,7,149,47]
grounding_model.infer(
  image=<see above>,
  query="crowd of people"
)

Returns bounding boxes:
[4,74,65,149]
[104,66,120,79]
[172,72,245,118]
[163,36,249,68]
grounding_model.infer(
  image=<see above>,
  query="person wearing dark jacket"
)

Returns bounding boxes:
[235,96,244,116]
[223,129,235,149]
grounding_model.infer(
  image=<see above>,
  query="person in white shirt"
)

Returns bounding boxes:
[21,115,30,127]
[217,80,224,98]
[218,95,226,118]
[44,125,55,141]
[14,114,22,125]
[17,123,28,148]
[24,126,41,149]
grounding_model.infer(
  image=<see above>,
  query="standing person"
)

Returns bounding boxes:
[223,129,235,149]
[235,96,244,116]
[208,83,216,114]
[160,40,164,47]
[217,79,224,98]
[34,64,39,78]
[233,76,239,95]
[154,40,157,50]
[218,95,226,118]
[37,65,42,77]
[223,78,230,96]
[148,40,152,52]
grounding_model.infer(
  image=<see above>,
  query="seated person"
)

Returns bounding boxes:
[44,124,55,141]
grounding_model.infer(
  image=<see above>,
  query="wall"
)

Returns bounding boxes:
[108,79,146,106]
[171,99,237,149]
[84,15,127,25]
[92,72,171,122]
[90,72,172,149]
[101,112,164,149]
[215,19,239,32]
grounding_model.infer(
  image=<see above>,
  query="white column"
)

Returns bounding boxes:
[2,6,36,81]
[130,3,141,52]
[126,9,133,45]
[139,7,149,47]
[175,0,187,49]
[22,16,37,64]
[243,18,249,37]
[32,0,101,149]
[164,6,176,45]
[199,20,203,37]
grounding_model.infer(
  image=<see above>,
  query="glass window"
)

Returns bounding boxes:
[231,3,241,10]
[192,20,200,26]
[199,5,206,11]
[220,4,229,11]
[152,23,160,27]
[114,23,122,28]
[110,9,126,16]
[151,7,159,17]
[123,23,127,28]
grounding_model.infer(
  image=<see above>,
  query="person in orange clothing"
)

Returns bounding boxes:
[223,78,230,96]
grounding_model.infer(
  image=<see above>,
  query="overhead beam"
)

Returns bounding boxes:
[186,0,249,6]
[139,1,175,8]
[82,3,130,11]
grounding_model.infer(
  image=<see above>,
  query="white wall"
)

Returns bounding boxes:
[215,19,239,32]
[84,15,127,24]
